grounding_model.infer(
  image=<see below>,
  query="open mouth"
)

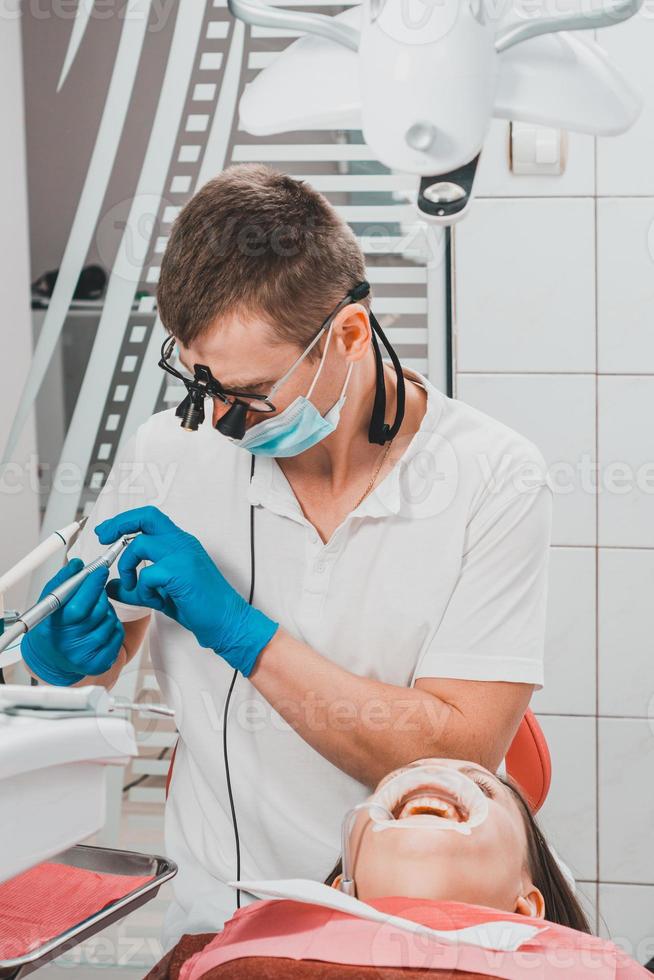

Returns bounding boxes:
[367,766,488,833]
[393,785,469,822]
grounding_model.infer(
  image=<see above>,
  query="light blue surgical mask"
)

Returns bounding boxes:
[235,322,353,458]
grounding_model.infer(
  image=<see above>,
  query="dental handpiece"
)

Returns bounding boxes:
[0,683,175,717]
[0,535,138,654]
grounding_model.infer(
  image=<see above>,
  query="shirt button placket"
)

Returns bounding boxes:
[300,529,333,623]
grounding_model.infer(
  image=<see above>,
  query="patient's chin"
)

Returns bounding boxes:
[352,827,519,911]
[354,865,500,908]
[354,835,475,902]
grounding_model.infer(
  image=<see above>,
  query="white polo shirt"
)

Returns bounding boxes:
[68,370,551,947]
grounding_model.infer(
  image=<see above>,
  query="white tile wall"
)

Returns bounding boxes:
[598,718,654,884]
[456,373,596,545]
[597,198,654,373]
[476,120,596,198]
[598,375,654,547]
[599,549,654,718]
[536,715,597,881]
[455,34,654,958]
[577,881,600,936]
[454,198,596,373]
[599,884,654,963]
[532,547,596,716]
[596,11,654,196]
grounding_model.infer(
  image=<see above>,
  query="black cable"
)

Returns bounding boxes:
[444,227,454,398]
[223,668,241,908]
[222,454,256,911]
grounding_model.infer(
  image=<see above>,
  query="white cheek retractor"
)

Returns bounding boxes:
[339,766,490,895]
[369,765,489,836]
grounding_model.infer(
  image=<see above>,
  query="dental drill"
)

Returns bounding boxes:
[0,683,175,719]
[340,801,394,896]
[0,534,137,656]
[0,517,88,628]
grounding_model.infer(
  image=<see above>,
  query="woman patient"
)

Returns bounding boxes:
[149,758,649,980]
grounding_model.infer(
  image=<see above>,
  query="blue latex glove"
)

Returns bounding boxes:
[95,506,278,677]
[20,559,126,685]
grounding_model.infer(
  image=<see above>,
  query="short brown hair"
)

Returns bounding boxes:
[157,164,369,353]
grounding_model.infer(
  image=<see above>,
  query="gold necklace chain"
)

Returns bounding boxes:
[353,439,394,511]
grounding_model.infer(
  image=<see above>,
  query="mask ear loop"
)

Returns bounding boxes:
[306,320,356,405]
[268,292,355,401]
[306,320,335,400]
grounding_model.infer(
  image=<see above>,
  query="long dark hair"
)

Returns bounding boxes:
[500,775,591,933]
[324,776,591,934]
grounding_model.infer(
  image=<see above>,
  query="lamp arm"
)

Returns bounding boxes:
[227,0,360,51]
[495,0,643,52]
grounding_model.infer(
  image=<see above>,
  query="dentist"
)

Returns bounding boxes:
[22,164,552,945]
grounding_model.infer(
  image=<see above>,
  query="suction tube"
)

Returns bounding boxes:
[340,801,393,896]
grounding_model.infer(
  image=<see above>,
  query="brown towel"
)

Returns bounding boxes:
[145,937,494,980]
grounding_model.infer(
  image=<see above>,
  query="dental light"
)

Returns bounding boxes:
[228,0,644,223]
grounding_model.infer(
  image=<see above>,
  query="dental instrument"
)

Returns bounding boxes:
[0,683,175,719]
[0,534,138,656]
[0,517,87,626]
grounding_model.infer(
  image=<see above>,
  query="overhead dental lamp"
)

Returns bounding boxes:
[227,0,644,223]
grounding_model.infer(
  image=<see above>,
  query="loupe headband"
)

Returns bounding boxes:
[158,280,406,443]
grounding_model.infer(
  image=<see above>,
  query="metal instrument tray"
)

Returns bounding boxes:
[0,843,177,979]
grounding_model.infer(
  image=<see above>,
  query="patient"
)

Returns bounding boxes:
[148,759,650,980]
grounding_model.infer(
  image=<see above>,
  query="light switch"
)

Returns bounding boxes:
[510,122,566,175]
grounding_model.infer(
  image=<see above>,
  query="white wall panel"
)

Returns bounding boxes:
[457,373,596,546]
[0,12,40,611]
[597,198,654,373]
[454,198,595,373]
[597,11,654,196]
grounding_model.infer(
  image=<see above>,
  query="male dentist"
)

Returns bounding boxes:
[22,164,552,945]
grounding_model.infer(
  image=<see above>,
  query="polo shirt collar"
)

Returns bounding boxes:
[245,370,448,521]
[356,372,448,520]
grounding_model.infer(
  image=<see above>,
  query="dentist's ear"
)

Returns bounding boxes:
[514,888,545,919]
[332,304,371,361]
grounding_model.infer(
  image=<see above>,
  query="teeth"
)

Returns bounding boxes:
[369,766,489,835]
[397,795,462,822]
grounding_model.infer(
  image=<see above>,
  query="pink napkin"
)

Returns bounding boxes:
[0,861,153,959]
